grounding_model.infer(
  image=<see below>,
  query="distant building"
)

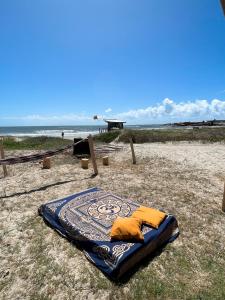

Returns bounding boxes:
[104,119,126,132]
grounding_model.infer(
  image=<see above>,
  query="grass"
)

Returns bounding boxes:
[118,127,225,143]
[1,136,72,150]
[94,130,120,143]
[2,127,225,151]
[92,127,225,144]
[1,137,225,299]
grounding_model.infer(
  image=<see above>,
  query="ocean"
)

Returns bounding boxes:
[0,124,166,139]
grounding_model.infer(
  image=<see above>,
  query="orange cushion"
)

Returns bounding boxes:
[132,206,166,229]
[110,217,144,241]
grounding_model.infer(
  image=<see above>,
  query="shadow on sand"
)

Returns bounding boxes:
[0,175,94,199]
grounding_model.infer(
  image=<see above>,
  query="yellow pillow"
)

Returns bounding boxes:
[132,206,166,229]
[110,217,144,241]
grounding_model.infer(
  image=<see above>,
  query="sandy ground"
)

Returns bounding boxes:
[1,142,225,299]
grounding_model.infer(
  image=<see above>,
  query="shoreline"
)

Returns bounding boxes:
[2,125,225,142]
[0,132,98,140]
[2,126,225,148]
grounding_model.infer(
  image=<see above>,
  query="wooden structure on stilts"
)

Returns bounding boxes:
[104,119,126,132]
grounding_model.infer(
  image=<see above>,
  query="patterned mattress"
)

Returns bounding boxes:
[38,187,179,280]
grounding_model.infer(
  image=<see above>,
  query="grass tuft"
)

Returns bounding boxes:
[118,127,225,143]
[2,136,72,150]
[94,130,120,143]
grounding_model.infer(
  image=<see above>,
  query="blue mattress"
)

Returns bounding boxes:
[38,187,179,280]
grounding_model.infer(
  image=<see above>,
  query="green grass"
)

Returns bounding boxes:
[118,127,225,143]
[2,127,225,151]
[93,127,225,144]
[2,136,72,150]
[94,130,120,143]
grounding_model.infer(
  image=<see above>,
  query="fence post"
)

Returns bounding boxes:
[102,156,109,166]
[88,135,98,175]
[42,157,51,169]
[81,158,89,169]
[0,138,8,177]
[129,138,136,164]
[222,182,225,212]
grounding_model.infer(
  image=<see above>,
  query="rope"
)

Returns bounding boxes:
[0,138,87,165]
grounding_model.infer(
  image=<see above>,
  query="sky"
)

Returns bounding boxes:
[0,0,225,126]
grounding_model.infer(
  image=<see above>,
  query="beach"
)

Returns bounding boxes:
[0,125,166,141]
[1,0,225,298]
[1,141,225,299]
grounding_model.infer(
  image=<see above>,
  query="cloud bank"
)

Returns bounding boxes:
[1,98,225,125]
[117,98,225,121]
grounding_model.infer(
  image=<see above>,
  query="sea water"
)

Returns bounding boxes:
[0,124,166,139]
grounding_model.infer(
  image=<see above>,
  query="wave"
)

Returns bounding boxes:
[35,129,75,134]
[1,129,99,139]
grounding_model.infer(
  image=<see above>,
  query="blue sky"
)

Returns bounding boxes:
[0,0,225,125]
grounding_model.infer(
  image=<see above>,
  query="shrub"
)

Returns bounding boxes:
[118,127,225,143]
[94,131,120,143]
[2,136,72,150]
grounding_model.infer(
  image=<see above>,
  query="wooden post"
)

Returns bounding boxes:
[42,157,51,169]
[0,138,8,177]
[81,158,89,169]
[222,182,225,212]
[88,135,98,175]
[129,138,136,164]
[102,156,109,166]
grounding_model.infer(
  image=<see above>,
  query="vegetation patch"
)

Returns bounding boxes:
[94,130,120,143]
[118,127,225,143]
[2,136,72,150]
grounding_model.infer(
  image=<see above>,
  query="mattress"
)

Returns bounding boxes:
[38,187,179,280]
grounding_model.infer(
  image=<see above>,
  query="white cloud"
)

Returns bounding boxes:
[2,98,225,125]
[105,108,112,113]
[116,98,225,121]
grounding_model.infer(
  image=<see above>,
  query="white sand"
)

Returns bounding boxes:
[1,141,225,299]
[113,141,225,174]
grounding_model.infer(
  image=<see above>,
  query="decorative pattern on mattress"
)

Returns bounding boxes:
[38,187,179,280]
